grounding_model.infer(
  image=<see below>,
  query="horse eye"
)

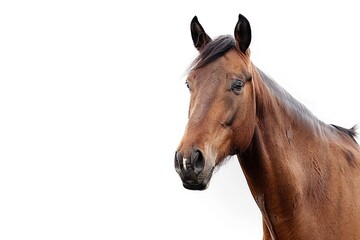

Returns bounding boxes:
[185,81,191,91]
[231,80,244,92]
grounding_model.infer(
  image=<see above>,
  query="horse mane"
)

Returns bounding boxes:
[190,35,236,71]
[188,34,358,144]
[257,68,358,143]
[331,124,358,143]
[256,68,320,124]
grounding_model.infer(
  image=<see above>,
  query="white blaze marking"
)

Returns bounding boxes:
[183,158,187,170]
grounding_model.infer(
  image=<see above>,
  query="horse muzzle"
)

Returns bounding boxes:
[174,149,214,190]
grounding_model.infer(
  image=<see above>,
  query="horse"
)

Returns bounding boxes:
[174,14,360,239]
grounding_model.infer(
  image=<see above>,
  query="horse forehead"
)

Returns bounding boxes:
[222,50,247,68]
[195,51,245,77]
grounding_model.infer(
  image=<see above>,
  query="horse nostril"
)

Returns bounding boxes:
[191,150,205,174]
[175,151,183,171]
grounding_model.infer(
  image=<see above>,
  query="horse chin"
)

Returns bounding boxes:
[182,170,213,191]
[183,180,210,191]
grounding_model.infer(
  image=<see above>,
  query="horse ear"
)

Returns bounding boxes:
[234,14,251,54]
[191,16,212,51]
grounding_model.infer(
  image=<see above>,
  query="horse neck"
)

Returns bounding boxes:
[238,65,331,234]
[239,65,360,239]
[240,65,328,183]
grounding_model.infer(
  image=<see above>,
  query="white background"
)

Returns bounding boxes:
[1,0,359,239]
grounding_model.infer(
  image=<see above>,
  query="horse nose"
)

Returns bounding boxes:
[174,149,205,174]
[191,149,205,174]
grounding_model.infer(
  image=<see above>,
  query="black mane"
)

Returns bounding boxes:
[331,124,358,143]
[258,68,358,143]
[190,35,235,71]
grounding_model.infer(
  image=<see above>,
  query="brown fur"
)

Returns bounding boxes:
[176,15,360,239]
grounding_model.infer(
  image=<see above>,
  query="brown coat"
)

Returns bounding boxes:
[175,14,360,239]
